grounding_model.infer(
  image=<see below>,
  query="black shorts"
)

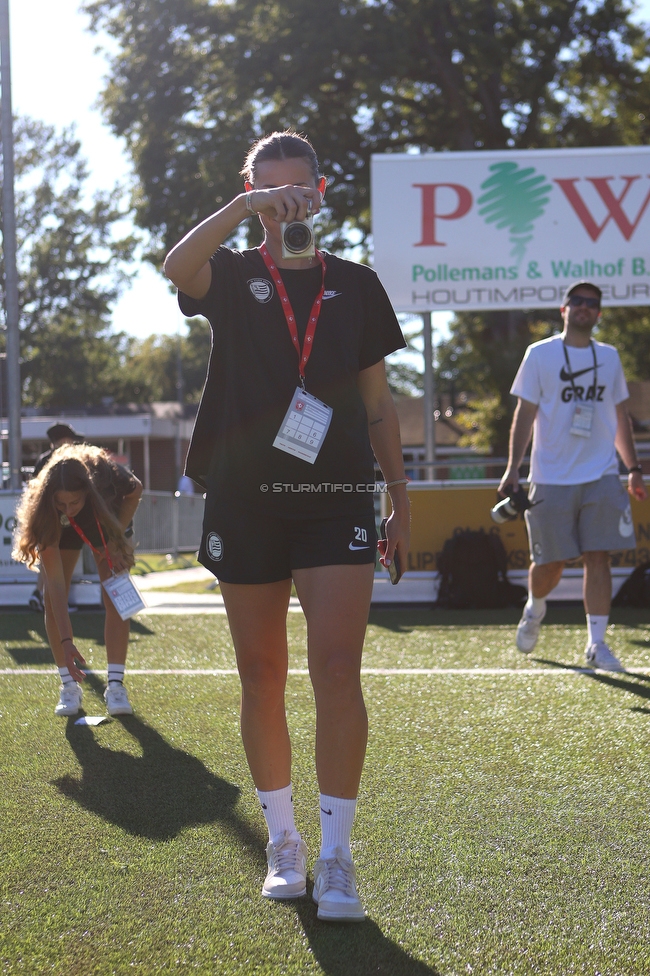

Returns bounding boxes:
[198,508,378,584]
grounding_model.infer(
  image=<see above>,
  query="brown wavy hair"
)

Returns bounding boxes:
[13,444,135,569]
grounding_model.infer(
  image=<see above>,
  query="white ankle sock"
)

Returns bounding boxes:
[525,594,546,617]
[256,784,298,842]
[319,794,357,860]
[58,666,75,687]
[587,614,608,646]
[107,664,126,687]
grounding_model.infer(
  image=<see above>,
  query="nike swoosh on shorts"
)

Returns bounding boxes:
[349,543,370,550]
[559,364,602,381]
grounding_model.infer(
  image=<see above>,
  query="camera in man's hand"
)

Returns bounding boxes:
[490,485,533,524]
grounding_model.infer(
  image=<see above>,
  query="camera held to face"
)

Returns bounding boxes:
[280,213,315,260]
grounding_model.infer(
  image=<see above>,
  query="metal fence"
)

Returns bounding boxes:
[132,491,205,554]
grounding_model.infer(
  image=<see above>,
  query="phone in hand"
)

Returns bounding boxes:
[379,517,402,585]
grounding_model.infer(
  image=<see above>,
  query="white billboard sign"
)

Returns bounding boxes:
[0,492,32,580]
[371,146,650,312]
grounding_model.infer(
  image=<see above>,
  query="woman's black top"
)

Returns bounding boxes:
[179,247,405,518]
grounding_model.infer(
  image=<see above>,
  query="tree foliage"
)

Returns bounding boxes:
[594,308,650,384]
[84,0,650,258]
[118,318,211,404]
[81,0,650,446]
[436,310,560,455]
[0,119,135,409]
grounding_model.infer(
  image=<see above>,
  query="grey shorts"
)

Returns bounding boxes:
[524,475,635,565]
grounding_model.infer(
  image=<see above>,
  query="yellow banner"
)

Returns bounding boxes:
[401,484,650,572]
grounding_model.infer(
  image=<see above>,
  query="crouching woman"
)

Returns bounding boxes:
[13,445,143,716]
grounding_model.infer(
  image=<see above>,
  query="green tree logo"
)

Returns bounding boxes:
[477,162,552,263]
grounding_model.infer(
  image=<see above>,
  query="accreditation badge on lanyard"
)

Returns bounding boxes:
[259,243,333,465]
[563,340,597,438]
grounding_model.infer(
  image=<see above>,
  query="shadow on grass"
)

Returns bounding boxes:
[0,613,154,649]
[367,605,650,634]
[52,671,439,973]
[6,645,54,665]
[582,669,650,701]
[51,674,262,854]
[535,657,650,703]
[289,896,440,975]
[368,607,521,632]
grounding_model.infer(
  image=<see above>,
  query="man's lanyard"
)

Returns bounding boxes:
[258,243,326,389]
[562,339,597,398]
[68,512,114,574]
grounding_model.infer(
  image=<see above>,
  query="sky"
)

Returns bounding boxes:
[10,0,181,339]
[9,0,650,344]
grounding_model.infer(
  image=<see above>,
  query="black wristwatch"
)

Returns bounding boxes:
[628,464,643,474]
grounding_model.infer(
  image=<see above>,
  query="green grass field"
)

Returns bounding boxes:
[132,552,201,575]
[2,607,650,975]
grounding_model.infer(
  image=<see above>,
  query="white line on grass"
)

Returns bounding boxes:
[1,667,648,676]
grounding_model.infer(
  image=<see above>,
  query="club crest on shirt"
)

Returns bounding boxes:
[206,531,224,561]
[248,278,274,303]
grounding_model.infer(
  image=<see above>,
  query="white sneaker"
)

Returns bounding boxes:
[104,683,133,715]
[313,847,366,921]
[262,831,307,900]
[586,641,624,673]
[55,683,82,716]
[516,605,546,653]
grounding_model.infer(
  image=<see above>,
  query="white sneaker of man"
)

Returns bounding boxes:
[262,831,307,900]
[55,683,83,716]
[516,605,546,653]
[312,847,366,921]
[585,641,624,673]
[104,683,133,716]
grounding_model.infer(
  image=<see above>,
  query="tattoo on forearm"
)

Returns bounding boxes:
[370,417,383,426]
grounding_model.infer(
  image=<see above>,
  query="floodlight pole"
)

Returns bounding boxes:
[0,0,22,489]
[422,311,436,477]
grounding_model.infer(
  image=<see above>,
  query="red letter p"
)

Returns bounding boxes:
[413,183,473,246]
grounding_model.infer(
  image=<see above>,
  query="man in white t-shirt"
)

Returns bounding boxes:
[499,281,646,671]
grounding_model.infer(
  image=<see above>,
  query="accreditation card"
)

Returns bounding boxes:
[273,388,333,464]
[570,403,594,438]
[102,572,146,620]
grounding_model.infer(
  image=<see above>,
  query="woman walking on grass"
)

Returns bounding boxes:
[164,131,410,920]
[13,444,143,717]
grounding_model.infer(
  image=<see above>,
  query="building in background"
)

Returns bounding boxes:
[12,402,196,491]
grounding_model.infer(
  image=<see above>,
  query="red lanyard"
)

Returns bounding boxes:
[67,512,114,573]
[259,243,326,388]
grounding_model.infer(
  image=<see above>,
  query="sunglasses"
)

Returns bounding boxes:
[567,295,600,309]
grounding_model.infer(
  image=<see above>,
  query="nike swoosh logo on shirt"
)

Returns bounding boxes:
[322,291,342,300]
[559,364,602,381]
[349,543,370,550]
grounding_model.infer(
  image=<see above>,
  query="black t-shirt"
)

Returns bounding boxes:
[59,463,137,550]
[179,247,405,516]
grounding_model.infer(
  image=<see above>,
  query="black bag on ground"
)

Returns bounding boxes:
[611,561,650,608]
[436,528,526,610]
